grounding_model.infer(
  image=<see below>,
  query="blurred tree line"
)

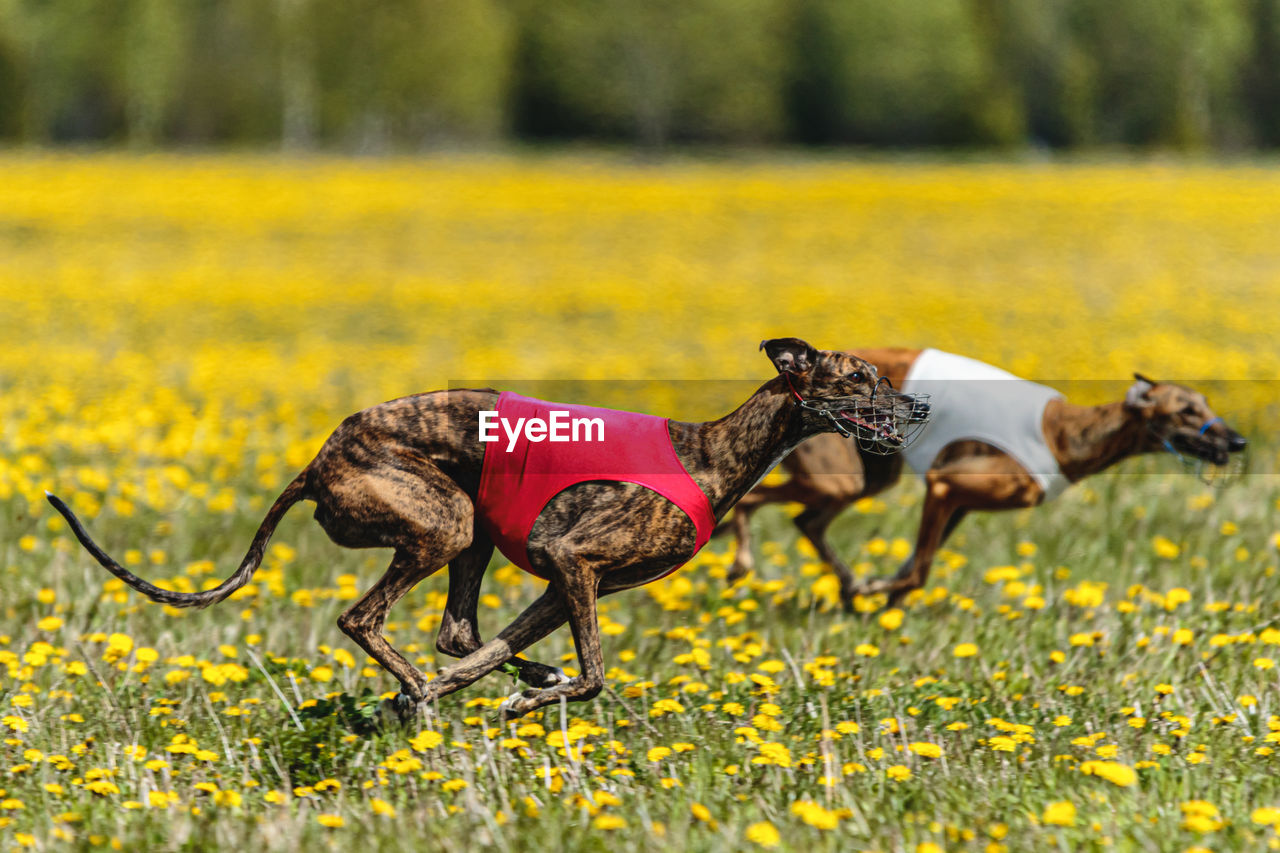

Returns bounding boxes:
[1,0,1278,150]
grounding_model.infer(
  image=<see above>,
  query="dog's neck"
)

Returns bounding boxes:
[1044,399,1151,482]
[670,377,812,518]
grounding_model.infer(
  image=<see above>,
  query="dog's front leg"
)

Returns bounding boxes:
[790,502,859,611]
[500,563,605,720]
[419,588,569,706]
[725,505,758,583]
[851,493,963,608]
[435,533,573,689]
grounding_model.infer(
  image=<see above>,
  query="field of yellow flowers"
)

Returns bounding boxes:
[2,153,1280,851]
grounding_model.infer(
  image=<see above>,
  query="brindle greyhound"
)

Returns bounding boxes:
[723,347,1247,612]
[48,339,926,720]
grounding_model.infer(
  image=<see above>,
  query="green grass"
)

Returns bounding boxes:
[3,447,1280,852]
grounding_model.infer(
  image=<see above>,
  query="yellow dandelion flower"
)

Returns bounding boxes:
[1152,536,1181,559]
[909,742,943,759]
[1079,760,1137,787]
[878,609,904,630]
[1043,801,1076,827]
[746,821,781,848]
[410,730,443,751]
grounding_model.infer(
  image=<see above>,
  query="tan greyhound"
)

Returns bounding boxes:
[722,347,1246,612]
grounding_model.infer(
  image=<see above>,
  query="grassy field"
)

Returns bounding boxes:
[2,153,1279,851]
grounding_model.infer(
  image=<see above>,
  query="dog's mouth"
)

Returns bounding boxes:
[1164,427,1248,486]
[806,392,931,455]
[1170,432,1232,467]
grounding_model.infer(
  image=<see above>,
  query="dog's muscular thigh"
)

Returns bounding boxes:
[310,460,473,554]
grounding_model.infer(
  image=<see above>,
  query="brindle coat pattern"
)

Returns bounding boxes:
[723,347,1248,612]
[49,338,912,719]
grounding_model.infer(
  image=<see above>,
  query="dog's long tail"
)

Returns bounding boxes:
[46,471,309,609]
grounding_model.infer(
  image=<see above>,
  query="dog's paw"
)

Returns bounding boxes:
[500,690,531,721]
[379,692,420,728]
[518,662,572,689]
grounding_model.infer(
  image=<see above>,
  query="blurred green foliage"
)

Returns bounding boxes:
[0,0,1277,149]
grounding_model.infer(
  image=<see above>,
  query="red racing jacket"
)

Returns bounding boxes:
[475,392,716,579]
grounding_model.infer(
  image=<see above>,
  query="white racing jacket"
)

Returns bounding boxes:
[901,349,1069,500]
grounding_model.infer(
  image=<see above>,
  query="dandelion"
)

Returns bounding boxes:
[1043,801,1077,827]
[886,765,912,781]
[953,643,978,658]
[410,730,443,751]
[1180,801,1223,833]
[745,821,781,848]
[790,800,840,829]
[317,814,344,828]
[909,742,943,759]
[878,609,904,630]
[1251,807,1280,827]
[1080,760,1137,787]
[1152,536,1181,559]
[594,814,626,830]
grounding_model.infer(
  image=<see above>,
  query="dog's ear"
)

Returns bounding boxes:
[761,338,818,375]
[1125,373,1156,410]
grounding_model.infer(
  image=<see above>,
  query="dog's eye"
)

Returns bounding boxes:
[851,371,865,383]
[1182,404,1197,415]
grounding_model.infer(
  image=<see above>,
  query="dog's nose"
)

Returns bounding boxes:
[1228,433,1247,452]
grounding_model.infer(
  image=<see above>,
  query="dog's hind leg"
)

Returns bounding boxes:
[435,531,570,689]
[339,546,456,703]
[324,463,473,704]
